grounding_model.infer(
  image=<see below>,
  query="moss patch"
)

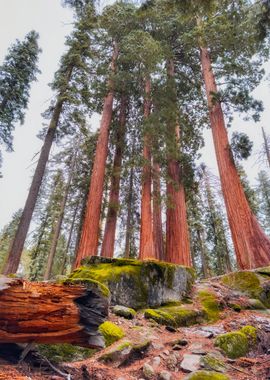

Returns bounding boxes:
[112,305,136,319]
[184,371,230,380]
[201,354,227,372]
[98,321,125,347]
[38,344,96,363]
[64,275,110,298]
[144,305,204,327]
[240,325,257,345]
[221,271,262,299]
[197,290,220,322]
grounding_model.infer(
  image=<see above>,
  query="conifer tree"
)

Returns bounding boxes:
[0,31,40,161]
[257,170,270,235]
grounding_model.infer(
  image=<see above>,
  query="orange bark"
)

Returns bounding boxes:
[165,60,191,266]
[139,77,155,260]
[101,95,127,258]
[75,43,119,267]
[153,162,165,261]
[200,46,270,269]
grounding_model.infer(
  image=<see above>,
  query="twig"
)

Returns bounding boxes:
[39,354,72,380]
[227,363,253,376]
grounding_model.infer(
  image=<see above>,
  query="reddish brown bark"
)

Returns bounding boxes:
[200,46,270,269]
[0,277,108,347]
[101,95,127,258]
[139,77,155,260]
[153,162,165,261]
[75,43,119,267]
[165,60,191,267]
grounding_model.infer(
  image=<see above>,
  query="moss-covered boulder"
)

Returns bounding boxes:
[112,305,136,319]
[67,256,195,309]
[98,321,125,347]
[214,325,257,359]
[197,289,221,322]
[144,305,204,327]
[221,270,270,308]
[201,353,227,373]
[184,371,230,380]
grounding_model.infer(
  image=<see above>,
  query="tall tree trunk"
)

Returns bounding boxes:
[61,202,79,275]
[44,153,76,280]
[262,127,270,169]
[165,60,191,266]
[101,95,127,258]
[139,77,155,260]
[153,161,164,260]
[75,43,119,267]
[200,46,270,269]
[3,66,74,275]
[197,229,211,278]
[124,156,135,258]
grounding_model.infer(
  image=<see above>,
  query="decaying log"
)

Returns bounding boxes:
[0,276,108,348]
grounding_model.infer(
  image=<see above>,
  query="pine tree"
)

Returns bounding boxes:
[0,31,40,158]
[257,170,270,235]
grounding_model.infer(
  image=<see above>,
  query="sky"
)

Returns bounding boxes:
[0,0,269,230]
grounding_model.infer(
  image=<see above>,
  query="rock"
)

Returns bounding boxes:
[201,353,227,372]
[163,350,170,356]
[143,363,155,378]
[112,305,137,319]
[166,326,177,332]
[192,329,214,338]
[171,338,188,347]
[189,343,207,355]
[197,289,221,322]
[159,370,172,380]
[75,256,195,309]
[152,356,161,368]
[184,370,231,379]
[180,354,202,372]
[166,353,178,370]
[144,306,204,327]
[98,321,125,347]
[200,326,226,336]
[247,298,266,310]
[152,342,164,350]
[172,344,183,351]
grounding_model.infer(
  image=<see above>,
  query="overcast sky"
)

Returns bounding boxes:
[0,0,269,230]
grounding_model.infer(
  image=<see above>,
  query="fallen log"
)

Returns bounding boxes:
[0,276,109,348]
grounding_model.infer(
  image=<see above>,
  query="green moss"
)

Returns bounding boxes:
[99,341,132,363]
[221,272,262,299]
[144,305,203,327]
[64,275,110,298]
[201,354,227,372]
[185,371,230,380]
[197,290,220,322]
[112,305,136,319]
[228,303,242,312]
[247,298,266,310]
[98,321,125,347]
[38,344,96,364]
[215,331,248,359]
[240,325,257,345]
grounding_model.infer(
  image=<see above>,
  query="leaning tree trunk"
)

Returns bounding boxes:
[165,60,191,267]
[200,46,270,269]
[101,95,127,258]
[43,153,76,280]
[0,276,108,347]
[75,43,119,267]
[3,66,73,275]
[139,77,155,260]
[153,161,164,261]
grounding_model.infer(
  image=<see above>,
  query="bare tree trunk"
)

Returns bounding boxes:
[153,161,164,260]
[139,77,155,260]
[165,60,191,266]
[124,157,135,258]
[262,127,270,169]
[75,43,119,267]
[197,229,211,278]
[44,153,76,280]
[101,95,127,258]
[200,45,270,269]
[61,203,79,275]
[3,66,74,275]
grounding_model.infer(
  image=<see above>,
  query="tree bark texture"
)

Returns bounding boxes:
[262,127,270,169]
[153,162,165,260]
[139,77,155,260]
[101,95,127,258]
[0,277,108,347]
[3,65,74,275]
[75,43,119,267]
[200,46,270,269]
[165,60,191,266]
[124,158,135,258]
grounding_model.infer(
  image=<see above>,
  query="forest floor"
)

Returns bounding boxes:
[1,278,270,380]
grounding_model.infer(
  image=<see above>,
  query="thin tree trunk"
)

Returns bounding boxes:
[44,153,76,280]
[101,95,127,258]
[165,60,191,266]
[153,161,164,260]
[61,203,79,275]
[200,45,270,269]
[197,229,210,278]
[124,155,135,258]
[262,127,270,169]
[139,77,155,260]
[75,43,119,267]
[3,66,73,275]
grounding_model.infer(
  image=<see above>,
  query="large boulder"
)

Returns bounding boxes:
[67,256,195,309]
